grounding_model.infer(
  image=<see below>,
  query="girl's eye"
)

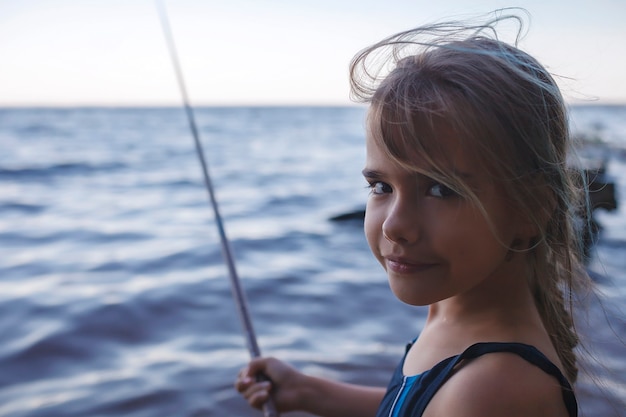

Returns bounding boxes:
[368,181,392,195]
[428,183,457,198]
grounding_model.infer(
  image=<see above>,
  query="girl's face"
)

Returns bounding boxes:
[363,123,525,306]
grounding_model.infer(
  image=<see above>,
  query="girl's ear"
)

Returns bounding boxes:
[517,180,557,240]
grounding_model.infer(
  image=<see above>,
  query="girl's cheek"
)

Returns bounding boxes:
[364,205,384,256]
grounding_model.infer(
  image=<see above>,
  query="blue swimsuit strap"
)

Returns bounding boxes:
[414,342,578,417]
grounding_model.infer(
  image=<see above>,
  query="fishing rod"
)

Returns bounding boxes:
[155,2,279,416]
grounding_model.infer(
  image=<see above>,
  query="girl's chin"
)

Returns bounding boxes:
[388,281,444,307]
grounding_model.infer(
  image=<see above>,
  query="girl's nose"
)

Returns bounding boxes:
[381,197,420,244]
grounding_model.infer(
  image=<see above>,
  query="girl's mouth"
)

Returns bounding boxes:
[385,256,438,274]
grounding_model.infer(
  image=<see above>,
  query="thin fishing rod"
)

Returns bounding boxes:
[155,2,278,416]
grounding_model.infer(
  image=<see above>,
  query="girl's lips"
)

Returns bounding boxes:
[385,257,437,274]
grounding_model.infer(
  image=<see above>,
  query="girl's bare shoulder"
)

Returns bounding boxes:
[423,351,571,417]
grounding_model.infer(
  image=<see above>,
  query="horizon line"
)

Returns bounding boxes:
[1,100,625,109]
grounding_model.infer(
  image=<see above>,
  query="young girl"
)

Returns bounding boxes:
[235,11,588,417]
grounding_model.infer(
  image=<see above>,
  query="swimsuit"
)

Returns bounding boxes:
[375,341,578,417]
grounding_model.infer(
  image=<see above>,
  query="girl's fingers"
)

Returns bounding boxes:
[235,366,273,407]
[235,372,257,391]
[245,381,272,408]
[235,357,274,390]
[235,357,289,410]
[234,375,249,392]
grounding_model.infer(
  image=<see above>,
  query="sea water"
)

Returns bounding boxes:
[0,106,624,416]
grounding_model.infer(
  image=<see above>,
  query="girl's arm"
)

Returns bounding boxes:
[235,356,385,417]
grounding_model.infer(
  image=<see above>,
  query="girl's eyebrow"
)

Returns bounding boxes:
[361,168,383,178]
[362,168,474,180]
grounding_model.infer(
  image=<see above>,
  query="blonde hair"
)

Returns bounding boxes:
[350,10,589,382]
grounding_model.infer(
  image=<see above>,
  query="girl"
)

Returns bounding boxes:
[235,11,589,417]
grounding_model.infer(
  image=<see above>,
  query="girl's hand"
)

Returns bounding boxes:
[235,357,305,412]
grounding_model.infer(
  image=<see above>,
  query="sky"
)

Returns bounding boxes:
[0,0,625,106]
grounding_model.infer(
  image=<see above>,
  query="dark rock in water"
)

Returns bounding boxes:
[586,167,617,211]
[329,209,366,222]
[581,167,618,260]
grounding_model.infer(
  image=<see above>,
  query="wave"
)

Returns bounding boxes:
[0,162,127,181]
[0,230,152,246]
[16,123,72,138]
[0,202,46,214]
[88,245,223,274]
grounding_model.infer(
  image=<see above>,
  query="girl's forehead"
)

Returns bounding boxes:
[365,116,479,176]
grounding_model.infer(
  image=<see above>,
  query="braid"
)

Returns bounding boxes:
[530,250,580,382]
[528,168,588,383]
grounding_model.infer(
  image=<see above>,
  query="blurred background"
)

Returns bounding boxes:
[0,1,624,416]
[1,0,625,106]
